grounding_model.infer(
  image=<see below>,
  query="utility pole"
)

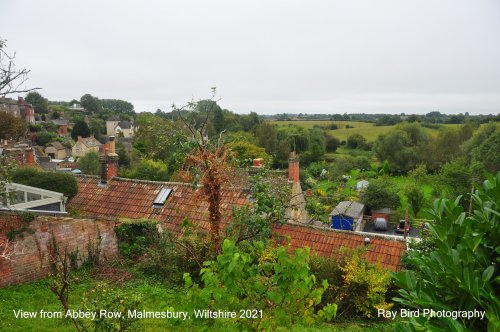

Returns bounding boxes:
[404,206,409,240]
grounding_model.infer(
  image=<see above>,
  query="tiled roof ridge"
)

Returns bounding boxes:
[74,174,250,191]
[281,220,406,243]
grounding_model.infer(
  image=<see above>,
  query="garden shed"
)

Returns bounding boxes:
[330,201,365,231]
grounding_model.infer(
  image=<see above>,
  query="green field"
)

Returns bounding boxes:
[270,120,462,142]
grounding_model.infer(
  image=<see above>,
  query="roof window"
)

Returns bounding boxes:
[153,188,172,207]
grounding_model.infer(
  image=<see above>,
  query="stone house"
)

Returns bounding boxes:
[106,117,134,138]
[71,135,102,157]
[45,141,68,159]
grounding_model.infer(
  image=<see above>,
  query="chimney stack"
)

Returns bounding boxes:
[26,148,35,165]
[288,152,299,183]
[106,136,119,179]
[99,136,119,185]
[99,154,108,185]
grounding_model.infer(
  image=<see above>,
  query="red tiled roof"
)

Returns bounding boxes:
[69,175,406,271]
[272,223,406,271]
[68,175,250,233]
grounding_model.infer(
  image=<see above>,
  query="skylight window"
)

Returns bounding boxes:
[153,188,172,207]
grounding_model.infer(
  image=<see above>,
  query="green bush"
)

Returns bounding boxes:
[119,158,169,181]
[36,131,57,146]
[310,249,393,319]
[362,177,400,210]
[78,151,100,175]
[393,172,500,331]
[115,220,207,283]
[184,240,337,330]
[79,282,142,332]
[115,221,159,260]
[11,167,78,198]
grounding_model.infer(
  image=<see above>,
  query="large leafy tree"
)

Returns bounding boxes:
[374,123,429,173]
[404,182,425,217]
[325,133,340,153]
[213,107,224,134]
[0,111,26,140]
[346,133,367,149]
[100,99,134,116]
[80,94,101,113]
[71,120,91,140]
[463,123,500,175]
[120,158,169,181]
[133,112,191,168]
[256,122,279,155]
[393,173,500,331]
[225,140,270,166]
[361,177,400,210]
[78,151,100,175]
[25,91,48,114]
[424,124,475,170]
[439,160,472,209]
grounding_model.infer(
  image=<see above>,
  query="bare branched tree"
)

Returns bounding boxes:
[0,38,41,97]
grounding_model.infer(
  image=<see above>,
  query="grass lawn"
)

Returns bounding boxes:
[0,269,396,332]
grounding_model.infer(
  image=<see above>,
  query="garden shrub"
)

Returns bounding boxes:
[79,282,142,332]
[11,167,78,198]
[310,248,393,319]
[392,172,500,331]
[340,249,393,318]
[115,220,159,260]
[183,239,337,330]
[115,219,210,283]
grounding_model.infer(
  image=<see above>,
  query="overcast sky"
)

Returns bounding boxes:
[1,0,499,115]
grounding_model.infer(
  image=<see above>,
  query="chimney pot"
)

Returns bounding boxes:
[253,158,263,168]
[288,153,299,183]
[109,136,116,154]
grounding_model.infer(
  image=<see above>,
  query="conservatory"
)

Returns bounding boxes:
[0,183,66,212]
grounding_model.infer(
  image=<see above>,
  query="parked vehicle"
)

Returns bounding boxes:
[396,220,410,233]
[373,217,387,231]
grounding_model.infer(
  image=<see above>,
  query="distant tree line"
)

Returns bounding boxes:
[264,111,500,125]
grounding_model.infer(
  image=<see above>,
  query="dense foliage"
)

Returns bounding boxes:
[78,151,100,175]
[25,91,48,114]
[393,172,500,331]
[71,120,91,140]
[0,111,26,140]
[310,248,393,319]
[361,177,400,210]
[11,167,78,198]
[374,123,429,173]
[119,158,169,181]
[184,239,337,330]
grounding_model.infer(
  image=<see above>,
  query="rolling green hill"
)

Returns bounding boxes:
[270,120,462,142]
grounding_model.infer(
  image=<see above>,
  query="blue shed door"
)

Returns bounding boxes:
[331,215,354,230]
